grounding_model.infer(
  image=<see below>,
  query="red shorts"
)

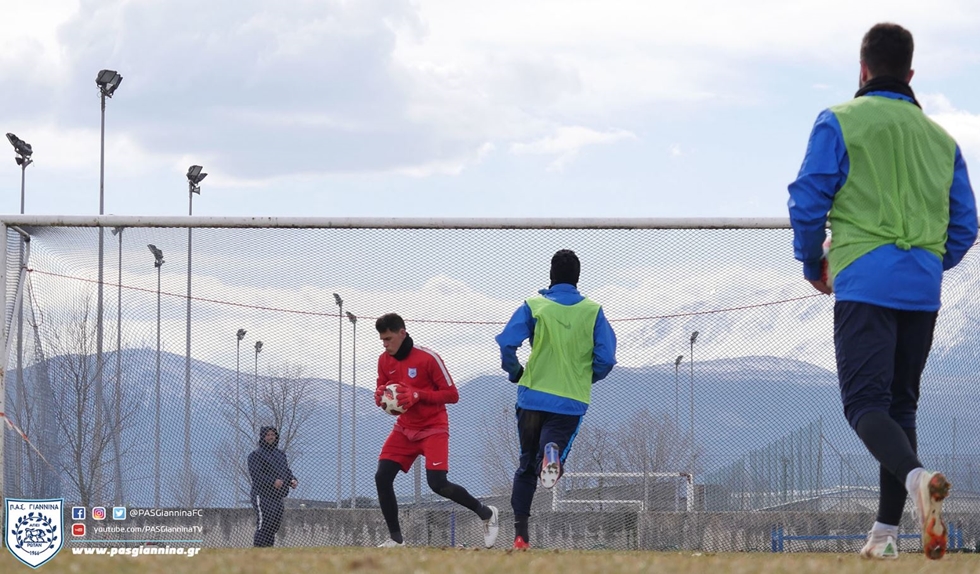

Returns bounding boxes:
[379,425,449,472]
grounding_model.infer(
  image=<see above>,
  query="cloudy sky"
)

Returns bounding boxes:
[2,0,979,219]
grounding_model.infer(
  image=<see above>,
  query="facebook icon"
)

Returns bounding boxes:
[72,507,86,520]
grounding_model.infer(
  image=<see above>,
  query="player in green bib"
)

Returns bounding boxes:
[495,249,617,549]
[788,23,977,561]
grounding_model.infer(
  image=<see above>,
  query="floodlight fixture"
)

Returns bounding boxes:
[148,244,165,267]
[96,69,123,98]
[6,133,33,162]
[186,164,207,194]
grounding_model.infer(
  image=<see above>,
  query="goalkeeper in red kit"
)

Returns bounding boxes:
[372,312,499,548]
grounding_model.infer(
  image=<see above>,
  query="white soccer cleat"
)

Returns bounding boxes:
[378,538,405,548]
[539,442,561,489]
[483,505,499,548]
[859,531,898,560]
[911,470,951,560]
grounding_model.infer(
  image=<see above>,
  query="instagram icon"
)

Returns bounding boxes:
[92,507,106,520]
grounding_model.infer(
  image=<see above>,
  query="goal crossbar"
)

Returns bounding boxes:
[0,215,791,230]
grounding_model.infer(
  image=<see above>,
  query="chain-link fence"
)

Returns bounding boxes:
[1,217,978,551]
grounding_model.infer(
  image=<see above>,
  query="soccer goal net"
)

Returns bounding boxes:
[1,216,978,552]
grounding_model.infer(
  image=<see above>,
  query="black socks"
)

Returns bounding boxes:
[514,514,529,542]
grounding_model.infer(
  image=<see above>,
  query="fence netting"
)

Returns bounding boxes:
[2,222,978,551]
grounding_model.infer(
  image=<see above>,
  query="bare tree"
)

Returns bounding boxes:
[480,404,519,496]
[216,362,315,506]
[7,292,64,499]
[45,297,141,507]
[610,409,703,511]
[172,469,214,508]
[611,409,702,474]
[259,363,314,454]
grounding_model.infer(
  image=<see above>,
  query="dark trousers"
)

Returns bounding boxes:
[511,408,582,518]
[252,493,284,547]
[834,300,937,524]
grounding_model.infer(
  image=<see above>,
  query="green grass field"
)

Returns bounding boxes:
[1,547,978,574]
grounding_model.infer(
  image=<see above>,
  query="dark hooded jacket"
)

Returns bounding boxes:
[247,426,296,499]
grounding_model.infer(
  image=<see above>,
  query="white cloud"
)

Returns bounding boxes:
[0,0,78,86]
[922,94,980,165]
[669,144,684,159]
[510,126,635,171]
[2,0,980,215]
[392,142,495,177]
[3,123,176,176]
[399,0,980,110]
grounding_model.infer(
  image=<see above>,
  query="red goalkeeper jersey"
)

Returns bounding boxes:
[376,345,458,430]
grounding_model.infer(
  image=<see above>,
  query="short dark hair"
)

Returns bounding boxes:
[375,313,406,334]
[860,23,914,80]
[550,249,581,287]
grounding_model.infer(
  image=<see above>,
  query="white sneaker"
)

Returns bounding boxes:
[859,530,898,560]
[540,442,561,489]
[911,470,951,560]
[378,538,405,548]
[482,505,499,548]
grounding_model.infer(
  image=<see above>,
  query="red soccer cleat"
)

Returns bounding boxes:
[912,471,951,560]
[513,536,530,550]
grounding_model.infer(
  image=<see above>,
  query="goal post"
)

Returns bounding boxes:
[551,472,696,512]
[1,215,977,551]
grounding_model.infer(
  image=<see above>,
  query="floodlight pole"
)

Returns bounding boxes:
[152,248,163,507]
[95,91,107,489]
[346,311,357,509]
[111,226,125,504]
[236,328,246,505]
[253,341,263,433]
[689,331,699,443]
[333,293,343,509]
[19,155,27,213]
[183,178,196,499]
[14,149,29,498]
[674,355,683,430]
[93,72,122,497]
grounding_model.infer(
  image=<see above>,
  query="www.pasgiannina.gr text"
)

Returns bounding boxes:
[71,546,201,558]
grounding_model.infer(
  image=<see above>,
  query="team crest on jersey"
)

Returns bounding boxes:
[408,368,417,378]
[5,498,64,568]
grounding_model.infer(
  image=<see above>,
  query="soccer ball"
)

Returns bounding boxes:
[380,383,405,416]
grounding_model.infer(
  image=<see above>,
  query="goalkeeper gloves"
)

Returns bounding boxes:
[374,386,386,407]
[394,385,421,410]
[508,366,524,384]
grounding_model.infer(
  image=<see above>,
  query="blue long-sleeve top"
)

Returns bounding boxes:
[788,91,978,311]
[495,284,617,415]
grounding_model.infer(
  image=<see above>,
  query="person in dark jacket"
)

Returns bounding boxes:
[247,426,297,547]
